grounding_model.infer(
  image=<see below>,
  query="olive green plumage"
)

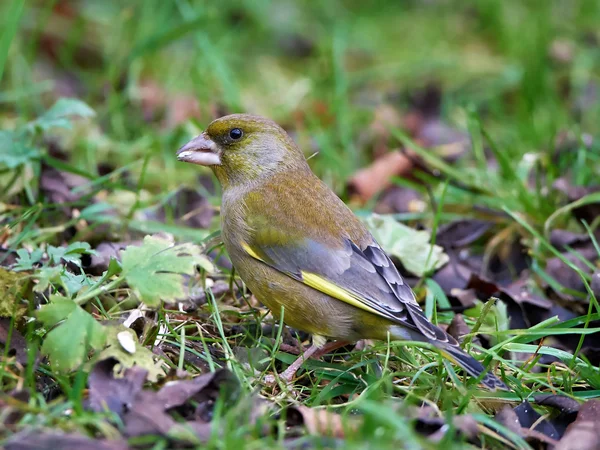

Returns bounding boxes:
[177,114,507,390]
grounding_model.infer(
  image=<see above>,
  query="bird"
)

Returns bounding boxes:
[176,114,507,390]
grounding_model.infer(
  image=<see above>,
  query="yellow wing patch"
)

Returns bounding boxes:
[437,348,459,366]
[241,241,381,318]
[242,242,264,261]
[301,272,381,317]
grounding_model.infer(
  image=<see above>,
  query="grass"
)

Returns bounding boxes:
[1,0,600,448]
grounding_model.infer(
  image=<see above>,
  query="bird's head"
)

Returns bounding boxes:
[177,114,307,188]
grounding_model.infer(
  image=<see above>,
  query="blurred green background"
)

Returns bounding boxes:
[3,0,599,198]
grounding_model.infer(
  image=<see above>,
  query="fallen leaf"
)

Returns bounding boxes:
[446,314,478,345]
[96,325,164,382]
[82,241,132,276]
[500,275,553,328]
[157,369,239,416]
[288,405,357,439]
[495,406,521,435]
[449,288,479,310]
[88,358,147,417]
[123,369,238,442]
[550,230,594,251]
[412,405,479,442]
[465,273,552,329]
[363,214,448,276]
[0,248,18,268]
[0,318,30,365]
[533,394,580,436]
[495,403,561,447]
[374,186,424,214]
[436,219,493,249]
[138,80,202,130]
[552,178,600,225]
[545,247,597,301]
[431,257,474,294]
[5,430,127,450]
[164,95,201,130]
[348,151,414,203]
[40,164,88,207]
[123,390,178,438]
[418,118,470,159]
[555,400,600,450]
[513,401,560,441]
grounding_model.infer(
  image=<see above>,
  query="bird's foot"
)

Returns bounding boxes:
[262,340,352,386]
[262,366,299,385]
[263,344,320,385]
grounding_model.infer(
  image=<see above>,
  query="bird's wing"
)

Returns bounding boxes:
[241,222,451,343]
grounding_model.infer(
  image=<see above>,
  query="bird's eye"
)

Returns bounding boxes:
[229,128,243,140]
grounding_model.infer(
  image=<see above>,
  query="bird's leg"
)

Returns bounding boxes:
[274,343,320,382]
[275,342,302,355]
[352,339,372,352]
[312,340,352,358]
[263,339,352,385]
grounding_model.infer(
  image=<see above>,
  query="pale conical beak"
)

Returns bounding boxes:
[176,133,221,166]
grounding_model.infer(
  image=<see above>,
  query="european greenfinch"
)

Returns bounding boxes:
[177,114,507,390]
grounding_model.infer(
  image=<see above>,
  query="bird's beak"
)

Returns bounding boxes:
[176,133,221,166]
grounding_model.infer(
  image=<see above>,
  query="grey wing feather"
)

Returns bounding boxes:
[255,233,454,344]
[356,241,454,343]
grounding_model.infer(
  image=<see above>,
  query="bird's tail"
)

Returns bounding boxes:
[434,342,508,391]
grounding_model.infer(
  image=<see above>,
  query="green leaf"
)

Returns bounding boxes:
[34,266,62,293]
[105,258,123,278]
[60,271,93,296]
[96,325,165,382]
[363,214,448,276]
[0,130,40,168]
[13,248,43,271]
[37,294,77,327]
[37,295,106,372]
[121,235,213,307]
[31,98,95,131]
[47,242,96,266]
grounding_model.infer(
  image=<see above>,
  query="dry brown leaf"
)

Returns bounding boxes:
[555,400,600,450]
[292,405,359,439]
[348,151,414,202]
